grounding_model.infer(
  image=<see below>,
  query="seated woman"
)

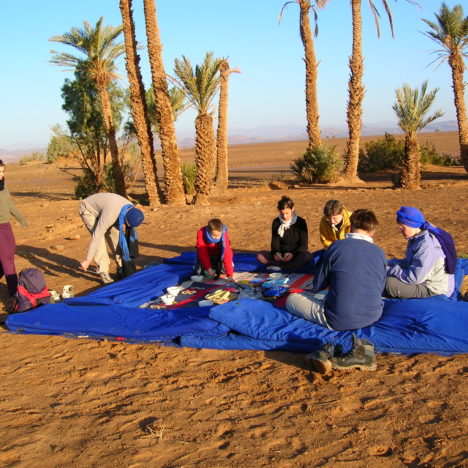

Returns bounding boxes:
[385,206,456,299]
[256,195,312,271]
[319,200,352,248]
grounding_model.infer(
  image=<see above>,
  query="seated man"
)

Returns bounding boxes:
[286,209,387,370]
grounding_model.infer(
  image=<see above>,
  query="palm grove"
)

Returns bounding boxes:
[48,1,468,206]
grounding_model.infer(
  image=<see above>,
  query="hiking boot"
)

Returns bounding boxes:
[305,342,335,374]
[330,336,377,371]
[99,272,114,285]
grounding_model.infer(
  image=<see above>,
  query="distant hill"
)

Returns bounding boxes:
[2,120,458,156]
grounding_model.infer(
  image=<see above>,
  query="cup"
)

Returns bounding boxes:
[166,286,181,297]
[161,294,175,305]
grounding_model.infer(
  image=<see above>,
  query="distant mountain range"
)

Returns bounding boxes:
[0,120,458,160]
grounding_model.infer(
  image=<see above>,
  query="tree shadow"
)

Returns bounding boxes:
[10,191,73,201]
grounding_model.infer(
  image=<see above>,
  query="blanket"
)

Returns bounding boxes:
[6,253,468,356]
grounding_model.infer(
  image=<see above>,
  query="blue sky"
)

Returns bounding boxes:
[0,0,465,149]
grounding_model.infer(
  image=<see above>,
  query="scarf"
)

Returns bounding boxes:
[118,204,138,263]
[345,232,374,243]
[421,222,457,274]
[277,212,297,238]
[204,225,227,260]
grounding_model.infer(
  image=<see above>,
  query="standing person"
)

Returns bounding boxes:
[319,200,352,248]
[256,195,312,271]
[286,209,387,370]
[79,193,144,284]
[385,206,456,299]
[196,218,234,280]
[0,160,28,296]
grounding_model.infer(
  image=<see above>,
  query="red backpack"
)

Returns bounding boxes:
[13,268,51,313]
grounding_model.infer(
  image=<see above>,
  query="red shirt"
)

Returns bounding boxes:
[196,227,234,276]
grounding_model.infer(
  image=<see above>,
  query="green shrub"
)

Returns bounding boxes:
[420,142,457,166]
[181,162,196,194]
[358,133,404,173]
[290,145,342,184]
[19,152,46,165]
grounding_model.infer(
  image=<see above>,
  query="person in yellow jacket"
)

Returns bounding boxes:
[319,200,352,248]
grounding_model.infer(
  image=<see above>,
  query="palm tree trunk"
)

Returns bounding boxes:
[120,0,161,207]
[343,0,364,183]
[193,113,216,205]
[215,61,230,192]
[400,134,421,190]
[449,50,468,174]
[299,0,321,148]
[143,0,186,205]
[95,83,127,197]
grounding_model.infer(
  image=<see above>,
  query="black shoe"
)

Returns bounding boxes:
[330,335,377,371]
[305,342,335,374]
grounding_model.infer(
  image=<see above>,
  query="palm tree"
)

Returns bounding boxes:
[393,81,444,189]
[119,0,162,206]
[50,18,127,197]
[342,0,409,183]
[146,86,188,133]
[280,0,321,148]
[422,3,468,174]
[174,52,223,205]
[215,60,240,192]
[143,0,186,205]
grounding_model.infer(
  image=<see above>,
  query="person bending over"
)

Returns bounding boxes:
[256,195,312,271]
[196,218,234,280]
[385,206,456,299]
[79,193,144,284]
[286,209,387,330]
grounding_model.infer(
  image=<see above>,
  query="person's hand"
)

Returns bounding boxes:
[274,252,283,262]
[205,268,216,278]
[283,252,294,262]
[80,260,91,271]
[227,276,235,282]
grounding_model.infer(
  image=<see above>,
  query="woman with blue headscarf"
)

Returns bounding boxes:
[385,206,456,299]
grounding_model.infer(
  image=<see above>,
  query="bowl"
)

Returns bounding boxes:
[198,299,213,307]
[269,273,283,278]
[160,294,175,305]
[191,275,204,282]
[166,286,181,297]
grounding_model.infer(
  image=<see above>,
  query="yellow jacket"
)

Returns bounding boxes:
[319,208,352,248]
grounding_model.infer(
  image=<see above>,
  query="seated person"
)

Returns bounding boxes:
[319,200,352,248]
[196,218,234,280]
[385,206,456,299]
[256,195,312,271]
[286,209,387,330]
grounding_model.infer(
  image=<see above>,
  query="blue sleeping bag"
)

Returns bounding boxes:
[6,253,468,356]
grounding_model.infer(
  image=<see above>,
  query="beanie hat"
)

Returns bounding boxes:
[396,206,425,228]
[125,207,144,227]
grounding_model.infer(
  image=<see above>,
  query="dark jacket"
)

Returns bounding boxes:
[313,236,387,330]
[271,216,308,256]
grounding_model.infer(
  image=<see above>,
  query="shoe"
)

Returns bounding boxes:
[49,290,62,302]
[329,335,377,371]
[305,342,335,374]
[99,272,114,285]
[266,266,282,272]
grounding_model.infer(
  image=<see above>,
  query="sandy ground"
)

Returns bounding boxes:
[0,133,467,467]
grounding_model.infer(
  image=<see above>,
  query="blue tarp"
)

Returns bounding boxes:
[6,253,468,356]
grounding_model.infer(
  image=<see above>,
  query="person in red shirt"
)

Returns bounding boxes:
[196,218,234,280]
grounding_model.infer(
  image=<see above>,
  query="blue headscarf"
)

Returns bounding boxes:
[204,224,227,260]
[396,206,457,274]
[118,204,139,263]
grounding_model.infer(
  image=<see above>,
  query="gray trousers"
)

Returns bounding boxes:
[385,276,438,299]
[79,205,121,274]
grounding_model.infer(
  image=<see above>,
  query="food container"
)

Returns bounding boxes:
[191,275,204,282]
[166,286,181,297]
[198,299,214,307]
[160,294,175,305]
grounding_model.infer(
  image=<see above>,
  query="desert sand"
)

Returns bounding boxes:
[0,132,467,467]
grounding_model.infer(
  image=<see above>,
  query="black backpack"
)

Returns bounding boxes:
[13,268,51,313]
